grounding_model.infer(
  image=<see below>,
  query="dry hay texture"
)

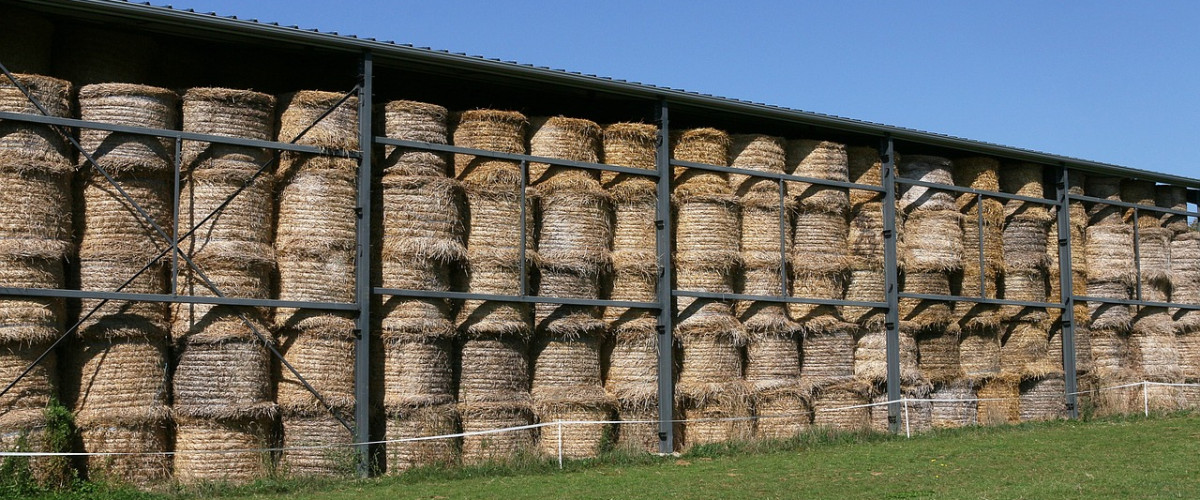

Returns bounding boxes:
[811,381,872,431]
[534,266,605,337]
[674,194,740,267]
[847,145,883,208]
[680,386,752,447]
[386,403,459,473]
[0,341,59,410]
[899,271,954,331]
[0,409,72,487]
[277,330,357,410]
[848,201,886,267]
[1085,224,1135,285]
[959,194,1005,299]
[171,330,275,419]
[458,402,535,464]
[173,415,273,484]
[75,413,171,484]
[901,209,963,272]
[280,408,358,477]
[382,99,451,177]
[78,83,178,175]
[383,337,456,408]
[744,331,801,391]
[380,174,465,263]
[1129,309,1181,382]
[527,116,602,190]
[740,187,792,268]
[536,188,612,269]
[843,268,886,328]
[613,401,665,453]
[278,90,359,150]
[606,327,659,402]
[601,122,657,187]
[959,327,1002,378]
[0,74,74,171]
[897,155,956,212]
[752,385,811,440]
[916,326,963,384]
[854,327,921,385]
[1084,176,1123,226]
[1174,233,1200,333]
[531,333,604,393]
[1120,179,1160,227]
[999,162,1049,219]
[453,109,527,183]
[458,335,531,404]
[77,170,172,264]
[792,209,850,273]
[181,88,275,172]
[1088,328,1130,380]
[1019,376,1067,422]
[729,134,786,197]
[1136,227,1172,298]
[929,380,978,428]
[1086,280,1133,331]
[870,389,932,434]
[677,333,745,405]
[788,270,847,331]
[671,128,732,198]
[785,139,850,214]
[0,256,64,344]
[1001,312,1053,379]
[1155,185,1191,235]
[1002,214,1051,272]
[62,334,169,420]
[0,164,73,260]
[533,393,612,459]
[800,327,857,389]
[976,377,1020,425]
[605,263,657,336]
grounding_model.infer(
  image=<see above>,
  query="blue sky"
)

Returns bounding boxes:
[169,0,1199,181]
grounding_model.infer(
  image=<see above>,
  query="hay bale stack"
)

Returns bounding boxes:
[386,403,458,473]
[843,268,885,328]
[1129,309,1182,383]
[897,155,956,212]
[730,134,786,196]
[0,74,73,171]
[785,139,851,326]
[899,271,954,331]
[606,330,660,451]
[1018,376,1066,421]
[379,175,464,265]
[953,157,1005,299]
[854,326,921,385]
[0,408,73,488]
[680,389,752,447]
[74,410,171,484]
[279,408,358,477]
[1086,279,1133,332]
[173,415,273,484]
[529,116,602,190]
[1084,176,1123,226]
[785,139,850,213]
[181,88,276,172]
[78,84,178,175]
[847,145,882,207]
[1120,179,1159,227]
[1088,327,1131,380]
[745,330,801,392]
[1173,233,1200,334]
[976,377,1019,425]
[1156,185,1191,235]
[0,9,54,74]
[929,380,978,428]
[382,100,450,176]
[1000,312,1053,379]
[960,326,1002,379]
[54,26,154,84]
[916,325,963,384]
[0,342,59,410]
[901,209,964,272]
[999,162,1048,219]
[811,381,871,431]
[800,326,856,390]
[1137,227,1173,301]
[459,402,535,464]
[457,333,532,461]
[753,385,811,440]
[670,128,731,198]
[848,201,886,268]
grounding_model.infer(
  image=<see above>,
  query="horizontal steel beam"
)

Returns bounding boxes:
[1073,295,1200,311]
[896,292,1065,310]
[376,137,660,177]
[373,287,662,309]
[1067,193,1200,218]
[669,159,886,192]
[894,177,1058,206]
[0,287,357,311]
[673,290,888,309]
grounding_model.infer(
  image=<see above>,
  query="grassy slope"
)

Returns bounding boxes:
[25,413,1200,500]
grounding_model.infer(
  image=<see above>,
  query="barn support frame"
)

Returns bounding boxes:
[354,50,375,476]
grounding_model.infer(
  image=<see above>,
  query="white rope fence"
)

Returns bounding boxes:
[1070,380,1200,418]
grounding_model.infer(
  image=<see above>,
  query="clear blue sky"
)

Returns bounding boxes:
[169,0,1199,181]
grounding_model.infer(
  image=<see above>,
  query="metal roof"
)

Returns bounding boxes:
[13,0,1200,190]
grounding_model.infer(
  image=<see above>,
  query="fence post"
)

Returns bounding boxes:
[557,421,564,469]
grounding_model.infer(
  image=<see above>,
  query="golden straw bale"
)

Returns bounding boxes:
[458,402,535,464]
[386,402,459,473]
[78,84,178,174]
[960,199,1005,296]
[278,90,359,150]
[1129,309,1181,382]
[681,384,752,446]
[848,201,885,266]
[788,270,846,330]
[0,341,58,410]
[752,384,811,439]
[847,145,883,208]
[280,407,357,477]
[1084,176,1123,226]
[458,335,531,404]
[737,268,795,334]
[786,139,850,214]
[180,168,275,258]
[901,209,963,272]
[1018,375,1066,422]
[844,267,885,328]
[462,182,534,264]
[531,332,604,393]
[64,334,168,419]
[606,329,659,403]
[609,198,656,269]
[533,390,612,458]
[855,327,921,384]
[958,298,1003,333]
[181,87,275,172]
[0,9,53,74]
[172,334,275,419]
[1001,268,1047,305]
[800,327,857,389]
[1086,280,1132,331]
[528,116,602,190]
[1120,179,1159,226]
[976,377,1019,425]
[1173,233,1200,333]
[953,156,1000,194]
[1156,185,1190,235]
[674,194,740,266]
[1003,214,1051,271]
[380,174,465,262]
[1001,312,1051,378]
[536,188,612,268]
[960,327,1001,378]
[75,411,170,485]
[1137,227,1172,296]
[811,381,872,432]
[745,330,801,390]
[671,128,732,197]
[1085,225,1135,285]
[457,264,532,337]
[897,155,955,212]
[277,330,356,410]
[173,415,273,484]
[740,191,792,268]
[382,99,450,177]
[916,326,963,384]
[0,256,64,344]
[276,160,357,255]
[1088,327,1130,379]
[613,400,664,452]
[605,263,657,333]
[729,134,785,196]
[601,122,657,188]
[78,171,172,263]
[276,252,355,328]
[677,333,744,402]
[0,167,72,259]
[76,257,168,333]
[453,110,527,184]
[899,271,954,331]
[383,337,455,408]
[999,162,1048,216]
[0,74,73,170]
[792,210,850,272]
[1178,331,1200,380]
[927,381,979,429]
[0,408,73,488]
[535,265,604,337]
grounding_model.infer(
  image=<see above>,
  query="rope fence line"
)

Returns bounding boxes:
[1070,380,1200,418]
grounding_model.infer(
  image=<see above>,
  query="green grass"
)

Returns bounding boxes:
[15,412,1200,499]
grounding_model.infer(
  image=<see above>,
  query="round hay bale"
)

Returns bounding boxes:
[800,327,857,389]
[536,188,612,268]
[0,341,57,410]
[811,381,871,431]
[278,90,359,150]
[535,265,604,337]
[847,145,882,208]
[1088,327,1130,379]
[1018,375,1066,422]
[280,407,358,477]
[901,209,963,272]
[1178,331,1200,381]
[848,201,885,267]
[1084,176,1123,226]
[1137,227,1172,294]
[75,412,170,485]
[899,271,954,331]
[960,327,1002,378]
[0,256,63,344]
[843,267,885,328]
[1001,268,1047,304]
[180,168,275,259]
[606,330,659,402]
[1071,323,1095,374]
[1156,185,1190,235]
[452,110,528,177]
[1002,214,1051,271]
[181,87,275,172]
[458,335,531,404]
[528,116,602,190]
[78,171,172,262]
[740,194,792,268]
[916,326,963,384]
[786,139,849,182]
[276,250,356,325]
[458,402,535,463]
[680,384,752,446]
[674,194,740,266]
[78,84,178,174]
[1120,179,1159,227]
[671,128,731,198]
[276,162,357,256]
[1086,280,1132,331]
[173,415,273,484]
[533,392,612,458]
[0,74,73,170]
[854,327,921,384]
[601,122,657,188]
[676,298,742,342]
[897,155,955,212]
[1085,224,1135,284]
[382,99,450,177]
[381,174,465,263]
[0,9,53,74]
[745,330,801,390]
[277,331,357,411]
[379,291,455,342]
[752,385,811,440]
[958,300,1003,333]
[610,196,656,265]
[383,337,455,408]
[458,154,523,190]
[787,270,847,330]
[999,162,1048,215]
[929,380,978,429]
[960,200,1005,295]
[605,263,657,333]
[385,402,459,472]
[728,134,785,196]
[457,288,532,340]
[869,388,933,434]
[0,408,71,488]
[63,335,168,419]
[76,257,168,333]
[976,377,1019,425]
[952,156,1000,194]
[677,334,744,402]
[738,299,794,339]
[0,167,73,259]
[172,336,274,418]
[1129,309,1181,382]
[463,183,534,264]
[1001,313,1051,378]
[613,400,665,452]
[791,209,850,272]
[531,333,604,392]
[173,255,272,331]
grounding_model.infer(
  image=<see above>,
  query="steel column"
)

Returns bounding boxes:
[1055,166,1079,418]
[655,99,675,453]
[880,136,902,432]
[354,50,375,476]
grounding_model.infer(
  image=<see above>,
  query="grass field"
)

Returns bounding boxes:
[11,412,1200,499]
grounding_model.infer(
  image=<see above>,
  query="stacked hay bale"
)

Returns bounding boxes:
[0,74,73,481]
[1174,225,1200,407]
[453,110,535,462]
[172,88,277,483]
[69,83,177,484]
[273,91,360,476]
[527,116,612,459]
[732,135,807,439]
[951,158,1003,400]
[601,123,662,451]
[379,100,463,472]
[671,128,750,446]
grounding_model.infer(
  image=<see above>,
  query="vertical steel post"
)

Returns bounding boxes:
[171,137,182,297]
[880,136,902,432]
[1055,166,1079,418]
[354,50,374,476]
[654,99,675,453]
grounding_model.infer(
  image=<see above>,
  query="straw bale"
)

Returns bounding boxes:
[953,156,1000,194]
[607,332,659,403]
[1001,313,1051,378]
[811,381,871,431]
[897,155,956,212]
[453,110,528,178]
[535,265,604,336]
[533,391,612,458]
[1136,227,1172,293]
[1085,225,1135,284]
[916,326,963,383]
[899,271,954,331]
[1071,323,1094,374]
[787,271,846,329]
[278,90,359,150]
[901,209,964,272]
[1080,372,1138,416]
[459,402,535,463]
[382,336,455,408]
[75,257,168,333]
[960,327,1001,378]
[378,261,454,340]
[745,331,801,390]
[386,402,459,472]
[847,145,883,208]
[1086,280,1132,331]
[792,210,850,272]
[172,336,275,418]
[1183,385,1200,410]
[1144,383,1186,412]
[0,9,53,74]
[1120,179,1159,226]
[458,335,531,404]
[1002,214,1051,271]
[76,413,170,485]
[276,253,356,327]
[63,335,168,418]
[843,267,886,328]
[0,256,64,344]
[601,122,657,184]
[998,162,1047,214]
[531,333,604,393]
[674,194,740,265]
[614,400,663,452]
[536,188,612,268]
[382,99,450,177]
[1002,268,1047,306]
[0,341,58,410]
[173,256,272,332]
[800,327,857,389]
[855,327,921,384]
[610,196,656,263]
[457,289,532,339]
[181,88,276,171]
[739,196,792,268]
[77,84,178,174]
[1129,309,1181,382]
[277,331,356,410]
[380,174,465,262]
[680,385,752,446]
[752,385,811,439]
[1156,185,1190,235]
[0,167,72,259]
[870,389,932,434]
[677,334,744,403]
[785,140,849,214]
[960,202,1005,296]
[738,301,795,340]
[727,134,785,196]
[180,168,275,258]
[1084,176,1123,226]
[1018,375,1066,422]
[605,263,657,333]
[958,299,1003,333]
[0,74,73,171]
[78,172,172,262]
[280,407,357,477]
[671,128,732,196]
[1183,331,1200,381]
[528,116,602,190]
[848,201,885,266]
[173,415,273,484]
[976,377,1019,425]
[462,182,534,264]
[1088,328,1130,379]
[276,164,356,258]
[929,380,978,429]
